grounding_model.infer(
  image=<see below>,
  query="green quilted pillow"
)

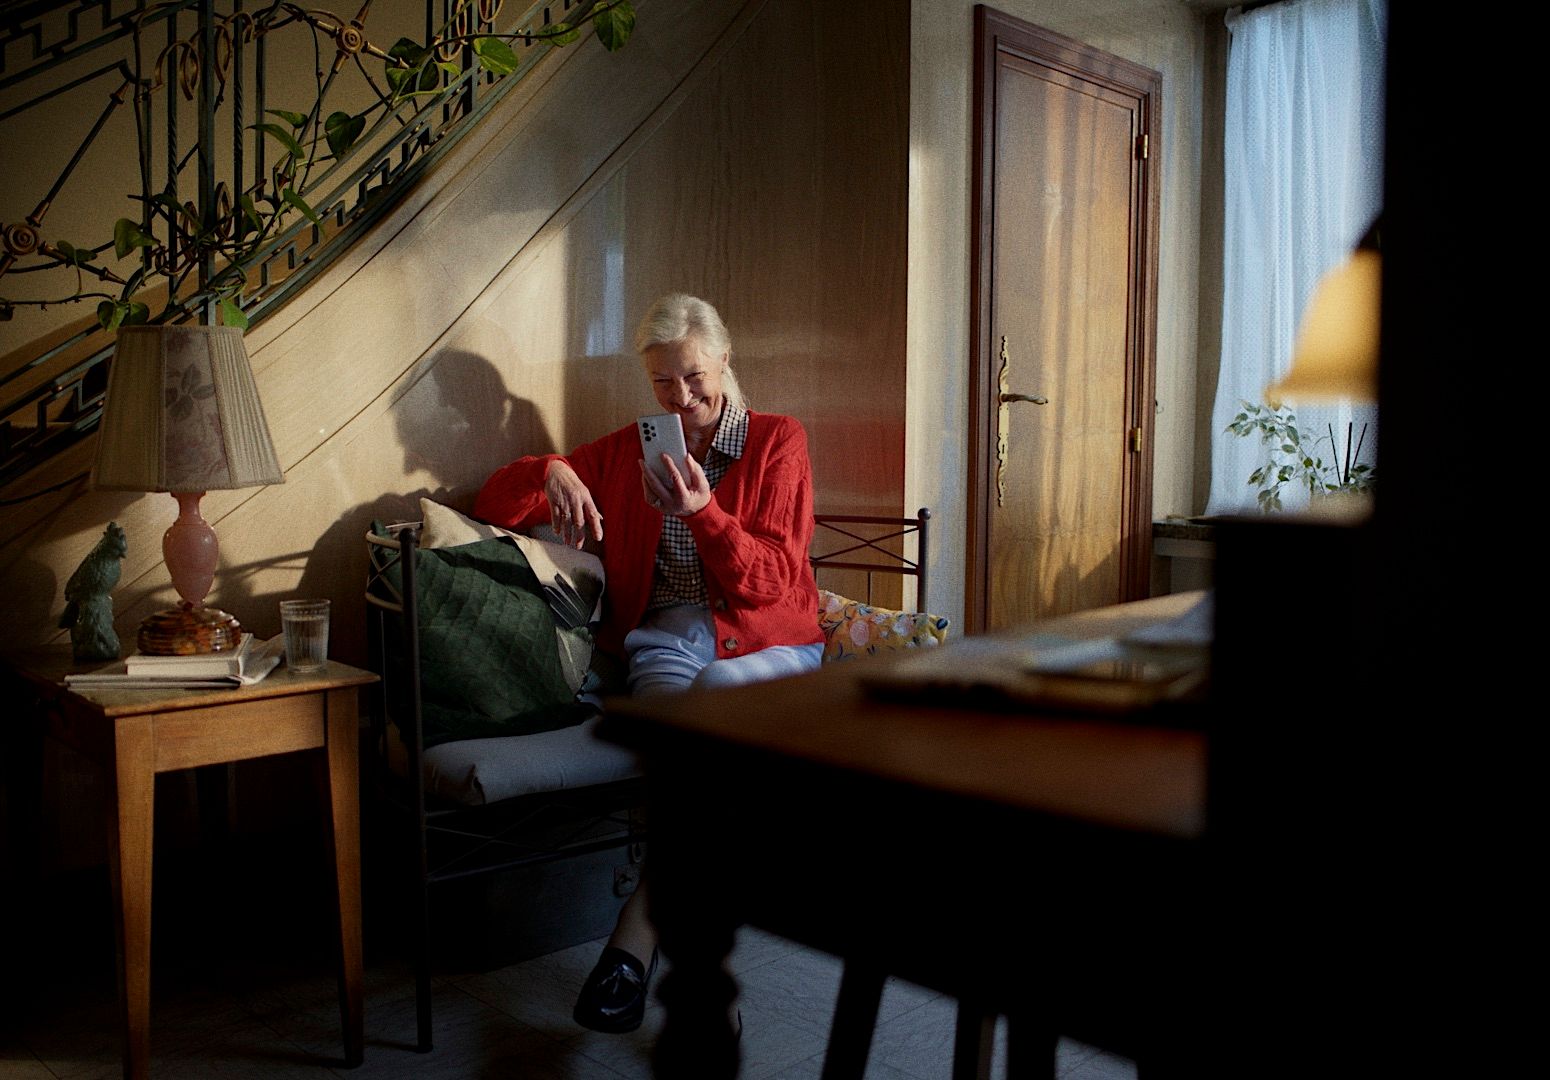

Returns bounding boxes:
[380,531,590,746]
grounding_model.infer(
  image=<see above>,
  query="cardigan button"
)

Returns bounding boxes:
[713,598,727,611]
[723,637,739,651]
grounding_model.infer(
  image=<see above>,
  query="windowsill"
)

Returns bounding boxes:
[1152,518,1217,544]
[1151,519,1215,595]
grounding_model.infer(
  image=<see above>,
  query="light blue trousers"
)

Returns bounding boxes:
[623,604,823,698]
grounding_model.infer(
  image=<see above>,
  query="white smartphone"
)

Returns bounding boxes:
[637,413,689,488]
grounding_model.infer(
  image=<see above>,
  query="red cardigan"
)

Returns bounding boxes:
[474,411,823,661]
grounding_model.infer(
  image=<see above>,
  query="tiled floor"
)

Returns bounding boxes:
[2,922,1137,1080]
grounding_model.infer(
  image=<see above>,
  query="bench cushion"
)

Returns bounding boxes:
[411,716,641,806]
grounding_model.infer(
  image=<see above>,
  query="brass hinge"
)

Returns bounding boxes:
[1130,427,1143,452]
[1137,133,1149,160]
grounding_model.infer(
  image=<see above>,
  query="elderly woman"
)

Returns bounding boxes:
[473,294,823,1031]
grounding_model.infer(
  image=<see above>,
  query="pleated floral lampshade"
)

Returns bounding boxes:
[93,324,284,653]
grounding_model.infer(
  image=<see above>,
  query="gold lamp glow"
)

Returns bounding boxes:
[1267,249,1380,405]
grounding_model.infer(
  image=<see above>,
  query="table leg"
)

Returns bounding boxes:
[1005,1013,1058,1079]
[106,716,155,1080]
[952,1001,995,1080]
[823,962,886,1079]
[648,789,740,1080]
[321,687,364,1068]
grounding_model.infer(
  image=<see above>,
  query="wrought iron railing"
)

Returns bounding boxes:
[0,0,633,492]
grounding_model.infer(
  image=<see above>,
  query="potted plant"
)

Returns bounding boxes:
[1227,400,1375,512]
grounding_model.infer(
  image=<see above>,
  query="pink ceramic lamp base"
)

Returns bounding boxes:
[136,491,243,655]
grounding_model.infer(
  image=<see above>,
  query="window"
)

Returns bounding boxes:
[1205,0,1387,515]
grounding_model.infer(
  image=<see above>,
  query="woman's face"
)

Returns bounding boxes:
[641,336,727,436]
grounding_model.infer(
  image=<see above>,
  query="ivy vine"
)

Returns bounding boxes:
[0,0,636,332]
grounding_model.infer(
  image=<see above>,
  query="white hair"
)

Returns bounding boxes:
[634,293,746,410]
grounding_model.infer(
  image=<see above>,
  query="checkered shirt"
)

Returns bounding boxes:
[647,403,749,610]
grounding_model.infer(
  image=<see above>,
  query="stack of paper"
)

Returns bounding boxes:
[66,634,283,689]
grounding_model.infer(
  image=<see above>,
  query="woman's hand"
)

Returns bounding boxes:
[545,460,604,548]
[640,453,712,517]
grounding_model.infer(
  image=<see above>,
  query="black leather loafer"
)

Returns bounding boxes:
[573,946,657,1033]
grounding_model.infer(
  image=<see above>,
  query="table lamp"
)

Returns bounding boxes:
[1267,246,1380,405]
[92,324,284,654]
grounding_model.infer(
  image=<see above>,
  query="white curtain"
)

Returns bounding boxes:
[1205,0,1387,515]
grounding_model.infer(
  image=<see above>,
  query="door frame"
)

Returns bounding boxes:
[966,5,1162,633]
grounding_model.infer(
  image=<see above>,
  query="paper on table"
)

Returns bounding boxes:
[1121,592,1213,648]
[858,625,1207,716]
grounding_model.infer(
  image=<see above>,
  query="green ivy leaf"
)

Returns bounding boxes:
[240,195,263,228]
[1280,443,1295,454]
[253,122,306,161]
[594,0,635,51]
[437,61,461,79]
[549,21,581,46]
[324,111,366,157]
[219,297,249,330]
[473,35,520,75]
[267,108,308,128]
[97,300,123,331]
[112,218,156,260]
[386,62,439,97]
[58,240,97,265]
[388,37,428,66]
[120,268,146,301]
[122,301,149,326]
[282,187,323,225]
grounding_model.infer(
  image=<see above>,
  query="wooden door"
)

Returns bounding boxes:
[968,8,1160,633]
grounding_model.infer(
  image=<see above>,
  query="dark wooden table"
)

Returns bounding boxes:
[600,593,1223,1079]
[6,649,377,1080]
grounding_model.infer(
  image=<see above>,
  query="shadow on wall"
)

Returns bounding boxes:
[290,349,558,666]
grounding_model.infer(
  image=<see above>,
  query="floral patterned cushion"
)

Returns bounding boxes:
[817,589,950,662]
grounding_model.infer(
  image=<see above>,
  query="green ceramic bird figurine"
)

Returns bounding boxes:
[60,522,128,662]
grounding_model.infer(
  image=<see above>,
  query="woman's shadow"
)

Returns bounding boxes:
[289,349,557,664]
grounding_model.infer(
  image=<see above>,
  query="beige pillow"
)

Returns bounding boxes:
[418,497,521,548]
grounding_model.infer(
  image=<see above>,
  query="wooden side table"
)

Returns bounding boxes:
[6,650,378,1080]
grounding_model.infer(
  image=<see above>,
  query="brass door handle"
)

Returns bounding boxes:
[995,337,1047,506]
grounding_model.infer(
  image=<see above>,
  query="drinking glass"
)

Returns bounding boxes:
[280,599,330,673]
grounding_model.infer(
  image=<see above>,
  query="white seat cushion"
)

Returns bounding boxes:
[392,716,641,807]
